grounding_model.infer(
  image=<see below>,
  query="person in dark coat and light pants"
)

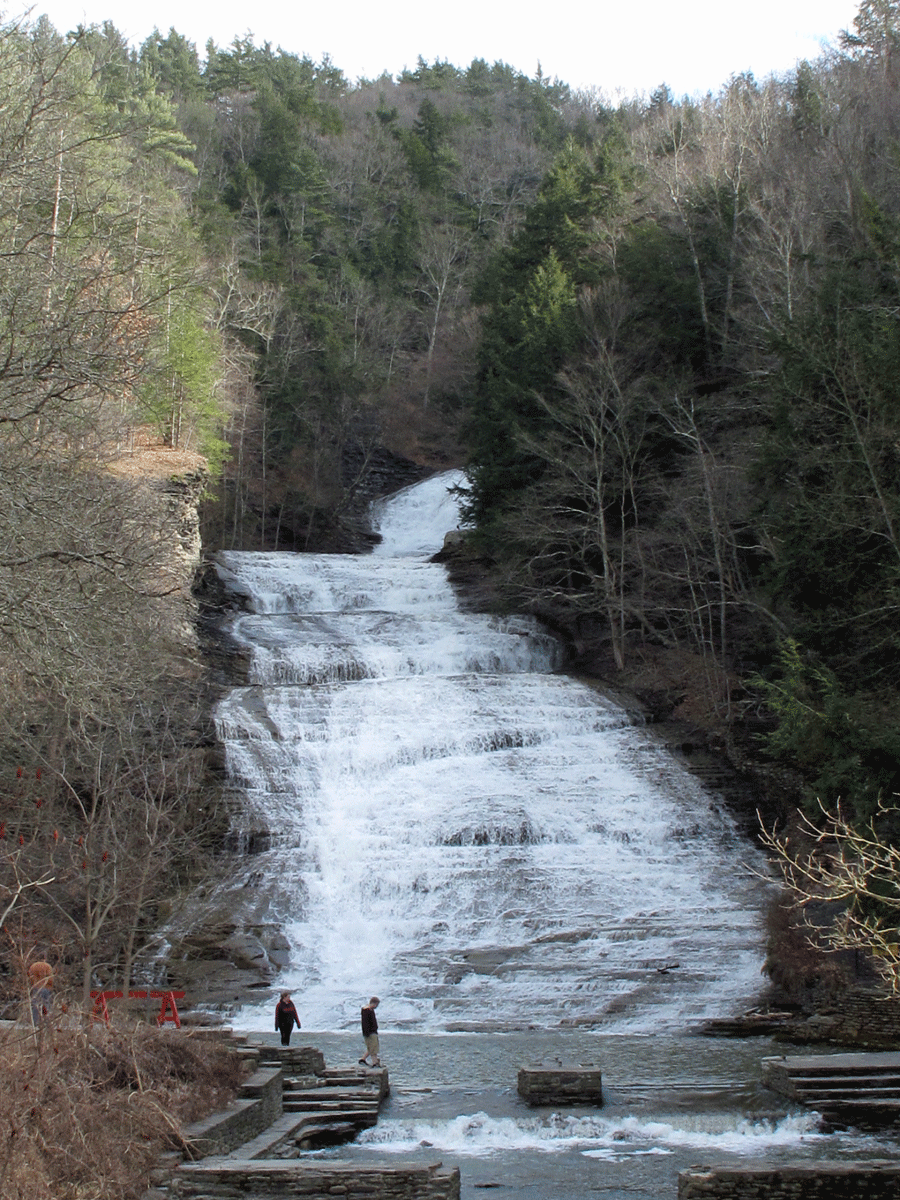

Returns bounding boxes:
[359,996,381,1066]
[275,991,301,1045]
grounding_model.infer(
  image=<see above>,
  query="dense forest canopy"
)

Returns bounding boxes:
[2,0,900,996]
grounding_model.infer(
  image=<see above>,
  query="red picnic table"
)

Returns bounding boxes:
[89,988,184,1027]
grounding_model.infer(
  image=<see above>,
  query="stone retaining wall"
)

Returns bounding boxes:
[678,1162,900,1198]
[792,994,900,1049]
[181,1067,283,1158]
[170,1160,460,1199]
[261,1046,325,1076]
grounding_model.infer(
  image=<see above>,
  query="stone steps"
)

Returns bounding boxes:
[166,1051,462,1198]
[277,1072,386,1145]
[762,1052,900,1124]
[282,1093,381,1109]
[282,1084,382,1102]
[283,1099,380,1118]
[250,1046,327,1074]
[225,1112,315,1160]
[284,1101,380,1123]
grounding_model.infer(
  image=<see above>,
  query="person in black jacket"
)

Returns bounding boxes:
[359,996,381,1066]
[274,991,301,1045]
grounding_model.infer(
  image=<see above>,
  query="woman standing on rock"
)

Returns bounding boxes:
[274,991,301,1045]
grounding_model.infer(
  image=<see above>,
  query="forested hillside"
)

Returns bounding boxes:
[0,15,230,1005]
[3,0,900,1002]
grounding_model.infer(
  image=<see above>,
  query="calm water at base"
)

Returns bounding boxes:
[244,1028,899,1199]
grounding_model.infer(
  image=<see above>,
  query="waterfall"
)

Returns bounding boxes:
[209,471,770,1032]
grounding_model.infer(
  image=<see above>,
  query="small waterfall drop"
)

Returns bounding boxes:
[210,471,770,1032]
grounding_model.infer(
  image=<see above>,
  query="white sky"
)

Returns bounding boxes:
[21,0,860,97]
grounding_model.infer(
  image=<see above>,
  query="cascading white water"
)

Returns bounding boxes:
[212,471,771,1033]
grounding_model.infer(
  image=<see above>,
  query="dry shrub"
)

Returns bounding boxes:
[0,1012,245,1200]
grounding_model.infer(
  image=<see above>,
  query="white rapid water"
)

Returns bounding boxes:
[211,471,771,1033]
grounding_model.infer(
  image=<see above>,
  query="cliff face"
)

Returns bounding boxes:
[156,468,207,569]
[152,468,209,654]
[109,436,208,630]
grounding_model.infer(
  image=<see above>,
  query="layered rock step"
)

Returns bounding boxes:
[238,1044,385,1145]
[762,1051,900,1124]
[281,1083,383,1147]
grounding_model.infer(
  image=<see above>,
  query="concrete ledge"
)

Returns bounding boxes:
[171,1158,461,1198]
[679,1161,900,1199]
[517,1062,603,1106]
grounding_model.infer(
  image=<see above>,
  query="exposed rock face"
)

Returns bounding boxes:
[342,442,429,506]
[155,468,209,652]
[441,529,466,552]
[161,916,297,1009]
[155,468,207,568]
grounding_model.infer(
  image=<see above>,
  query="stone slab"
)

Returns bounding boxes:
[223,1112,310,1160]
[762,1051,900,1114]
[171,1158,460,1199]
[763,1051,900,1072]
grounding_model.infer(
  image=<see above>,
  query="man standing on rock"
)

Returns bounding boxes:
[359,996,381,1067]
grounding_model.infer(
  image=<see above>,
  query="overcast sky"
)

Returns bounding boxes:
[23,0,860,97]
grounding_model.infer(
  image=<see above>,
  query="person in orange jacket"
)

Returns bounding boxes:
[28,960,53,1026]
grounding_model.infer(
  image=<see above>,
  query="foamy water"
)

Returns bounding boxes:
[360,1108,824,1157]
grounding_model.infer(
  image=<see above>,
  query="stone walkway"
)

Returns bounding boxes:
[143,1034,459,1200]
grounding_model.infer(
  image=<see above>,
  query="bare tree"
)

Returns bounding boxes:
[761,799,900,994]
[414,220,472,407]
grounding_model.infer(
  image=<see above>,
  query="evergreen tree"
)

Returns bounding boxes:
[465,134,633,526]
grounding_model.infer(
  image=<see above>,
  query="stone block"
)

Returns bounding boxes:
[517,1062,603,1106]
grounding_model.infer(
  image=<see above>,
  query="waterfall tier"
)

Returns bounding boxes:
[210,472,769,1032]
